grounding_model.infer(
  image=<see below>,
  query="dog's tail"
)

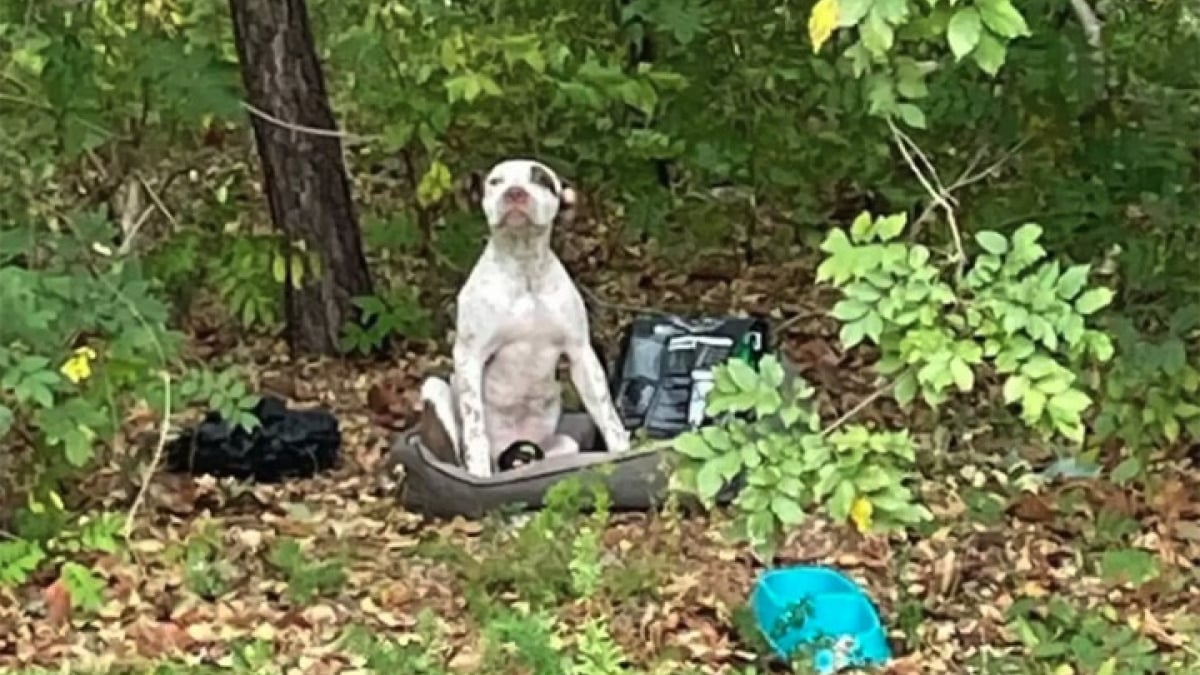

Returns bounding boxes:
[419,377,460,455]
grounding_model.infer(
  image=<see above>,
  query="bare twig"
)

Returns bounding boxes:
[124,370,171,538]
[239,100,378,145]
[772,309,821,339]
[912,136,1030,230]
[820,382,894,437]
[1068,0,1103,50]
[112,172,183,256]
[135,173,178,230]
[887,118,967,267]
[890,122,950,198]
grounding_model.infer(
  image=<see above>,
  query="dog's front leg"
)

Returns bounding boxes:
[452,338,493,477]
[567,341,631,454]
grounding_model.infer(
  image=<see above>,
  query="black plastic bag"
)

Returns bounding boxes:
[609,314,770,439]
[166,395,341,482]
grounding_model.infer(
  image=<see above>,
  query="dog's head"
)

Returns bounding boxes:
[468,159,577,232]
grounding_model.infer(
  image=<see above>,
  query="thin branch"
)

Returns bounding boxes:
[136,172,179,229]
[820,383,894,437]
[239,100,378,145]
[124,370,171,539]
[1068,0,1103,50]
[772,309,821,340]
[886,117,966,268]
[912,136,1030,230]
[890,120,950,198]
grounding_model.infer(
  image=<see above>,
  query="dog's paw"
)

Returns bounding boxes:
[606,428,632,454]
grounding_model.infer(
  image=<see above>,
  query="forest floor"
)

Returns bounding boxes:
[3,245,1200,675]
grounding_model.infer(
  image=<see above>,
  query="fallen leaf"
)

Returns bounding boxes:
[1008,493,1055,523]
[43,579,71,628]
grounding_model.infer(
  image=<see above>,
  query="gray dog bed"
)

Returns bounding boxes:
[390,412,714,519]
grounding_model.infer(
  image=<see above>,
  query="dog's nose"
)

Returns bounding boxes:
[503,186,530,204]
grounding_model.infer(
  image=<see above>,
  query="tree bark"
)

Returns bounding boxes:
[228,0,373,355]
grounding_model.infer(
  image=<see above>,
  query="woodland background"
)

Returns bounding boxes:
[1,0,1199,672]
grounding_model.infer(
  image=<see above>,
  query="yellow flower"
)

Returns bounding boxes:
[60,346,98,384]
[808,0,840,54]
[849,496,873,533]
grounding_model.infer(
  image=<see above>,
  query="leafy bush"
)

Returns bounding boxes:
[670,354,931,557]
[671,211,1122,555]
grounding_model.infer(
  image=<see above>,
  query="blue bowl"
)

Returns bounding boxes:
[750,566,891,673]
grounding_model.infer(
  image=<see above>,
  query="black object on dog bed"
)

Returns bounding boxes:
[390,412,741,519]
[166,395,341,482]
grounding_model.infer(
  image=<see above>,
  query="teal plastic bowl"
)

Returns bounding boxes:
[750,566,891,672]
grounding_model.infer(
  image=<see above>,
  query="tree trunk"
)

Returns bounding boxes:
[228,0,373,355]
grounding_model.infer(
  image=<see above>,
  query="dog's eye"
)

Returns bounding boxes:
[529,166,559,196]
[487,177,504,187]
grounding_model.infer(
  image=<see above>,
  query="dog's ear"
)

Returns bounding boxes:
[555,181,579,228]
[454,170,485,211]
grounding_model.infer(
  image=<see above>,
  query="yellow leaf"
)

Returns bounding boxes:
[60,348,97,384]
[850,496,873,533]
[808,0,840,53]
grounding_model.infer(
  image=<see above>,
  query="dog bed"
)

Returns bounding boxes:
[390,412,694,519]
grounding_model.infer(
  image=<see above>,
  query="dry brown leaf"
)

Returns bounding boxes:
[1008,493,1056,523]
[43,578,72,629]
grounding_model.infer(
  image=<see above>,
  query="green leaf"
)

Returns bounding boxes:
[977,0,1031,38]
[971,31,1007,76]
[61,562,105,611]
[771,496,807,525]
[700,426,734,452]
[974,230,1008,255]
[828,481,857,520]
[1056,264,1091,299]
[854,465,895,492]
[0,404,12,436]
[696,460,726,502]
[893,371,918,406]
[838,0,873,26]
[896,103,926,129]
[1021,355,1060,379]
[835,0,873,25]
[1111,457,1142,484]
[849,211,875,242]
[1074,288,1114,315]
[950,357,974,392]
[1089,332,1115,361]
[726,358,759,392]
[759,356,786,389]
[861,10,895,57]
[63,427,94,468]
[831,299,871,321]
[1003,375,1029,404]
[674,432,715,460]
[1022,387,1047,421]
[780,404,803,428]
[840,320,867,349]
[946,8,983,60]
[755,387,783,417]
[875,213,907,241]
[1048,389,1092,416]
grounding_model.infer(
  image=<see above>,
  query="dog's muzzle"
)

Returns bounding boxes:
[499,186,535,225]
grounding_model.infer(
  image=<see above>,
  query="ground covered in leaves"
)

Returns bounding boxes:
[3,254,1200,675]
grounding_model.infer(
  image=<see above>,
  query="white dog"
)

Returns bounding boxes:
[419,159,632,477]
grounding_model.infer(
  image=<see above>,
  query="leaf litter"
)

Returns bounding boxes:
[3,247,1200,674]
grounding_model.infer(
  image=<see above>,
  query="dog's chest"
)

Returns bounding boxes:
[491,290,568,356]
